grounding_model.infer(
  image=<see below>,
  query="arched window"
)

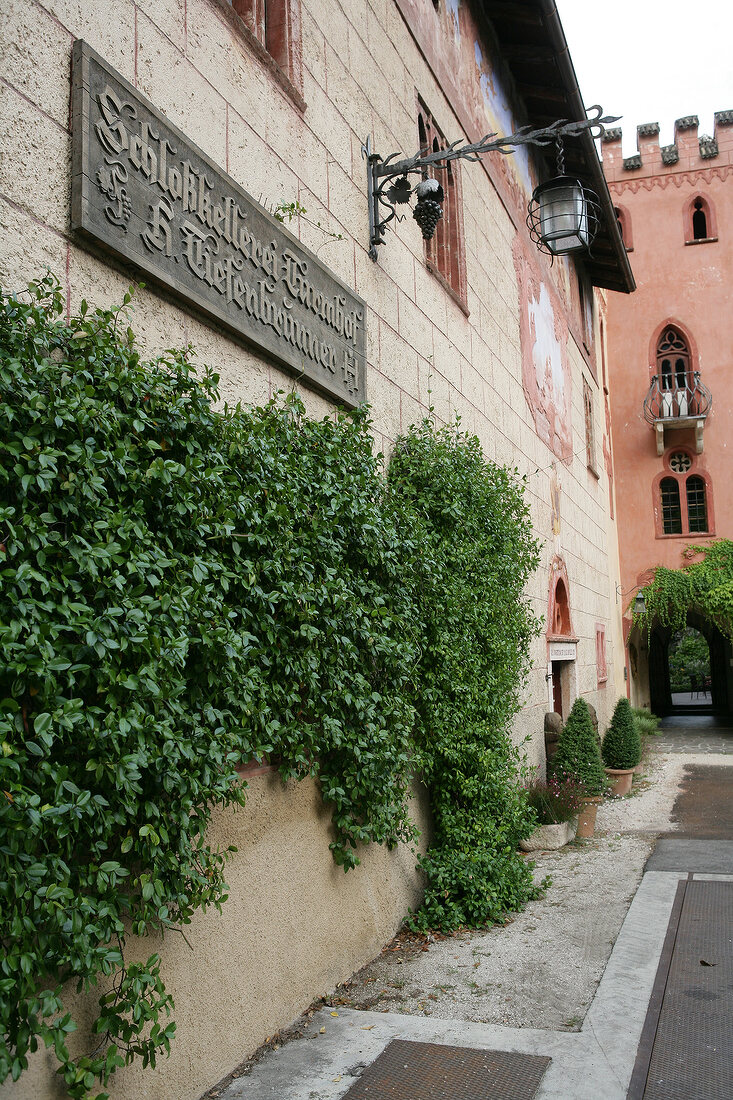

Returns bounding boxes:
[692,199,707,240]
[232,2,302,89]
[656,327,692,413]
[660,477,682,534]
[686,475,708,532]
[418,99,466,303]
[655,451,713,537]
[553,578,571,635]
[547,560,575,640]
[684,194,717,243]
[613,205,633,250]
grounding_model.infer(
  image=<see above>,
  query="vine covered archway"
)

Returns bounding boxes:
[636,541,733,716]
[669,628,710,701]
[648,617,728,716]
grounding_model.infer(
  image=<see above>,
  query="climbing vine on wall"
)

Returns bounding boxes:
[636,540,733,639]
[1,275,542,1097]
[388,420,542,930]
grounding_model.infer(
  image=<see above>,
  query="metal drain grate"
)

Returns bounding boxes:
[341,1039,551,1099]
[633,879,733,1099]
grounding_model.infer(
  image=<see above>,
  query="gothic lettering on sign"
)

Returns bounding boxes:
[71,41,366,407]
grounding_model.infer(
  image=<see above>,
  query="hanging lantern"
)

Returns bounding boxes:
[527,175,600,255]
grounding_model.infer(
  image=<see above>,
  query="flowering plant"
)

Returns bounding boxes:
[522,773,585,825]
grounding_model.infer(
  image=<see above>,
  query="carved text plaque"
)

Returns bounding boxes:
[71,41,366,407]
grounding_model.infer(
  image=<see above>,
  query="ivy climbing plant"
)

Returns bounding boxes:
[636,540,733,639]
[0,275,417,1097]
[1,275,544,1097]
[388,420,542,930]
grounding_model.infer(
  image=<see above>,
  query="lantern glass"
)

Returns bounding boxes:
[536,177,589,254]
[633,592,647,616]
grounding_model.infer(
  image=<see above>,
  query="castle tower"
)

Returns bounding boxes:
[602,110,733,715]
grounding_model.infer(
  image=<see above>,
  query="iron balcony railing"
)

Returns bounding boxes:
[642,372,712,425]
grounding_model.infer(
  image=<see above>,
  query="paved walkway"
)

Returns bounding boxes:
[213,728,733,1100]
[652,714,733,755]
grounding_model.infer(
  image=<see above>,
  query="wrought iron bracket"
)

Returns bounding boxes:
[362,106,618,260]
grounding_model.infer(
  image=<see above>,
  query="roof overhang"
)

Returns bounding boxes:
[480,0,635,293]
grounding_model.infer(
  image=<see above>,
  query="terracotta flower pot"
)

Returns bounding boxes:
[519,819,577,851]
[576,797,601,838]
[605,767,634,797]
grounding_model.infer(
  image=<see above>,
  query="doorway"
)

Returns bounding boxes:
[550,660,574,720]
[648,617,731,717]
[668,628,711,707]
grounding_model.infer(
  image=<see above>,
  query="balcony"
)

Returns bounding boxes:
[642,372,712,455]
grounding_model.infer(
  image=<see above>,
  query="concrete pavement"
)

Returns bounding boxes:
[211,722,733,1100]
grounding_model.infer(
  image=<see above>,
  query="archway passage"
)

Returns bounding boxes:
[669,627,711,707]
[648,614,732,717]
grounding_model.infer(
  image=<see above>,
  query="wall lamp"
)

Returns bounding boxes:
[616,584,647,616]
[362,106,617,261]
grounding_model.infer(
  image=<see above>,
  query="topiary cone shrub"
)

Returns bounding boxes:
[602,697,642,770]
[549,697,607,796]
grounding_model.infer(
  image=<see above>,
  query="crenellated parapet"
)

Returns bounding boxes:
[601,110,733,183]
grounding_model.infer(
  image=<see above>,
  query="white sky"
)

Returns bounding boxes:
[555,0,733,157]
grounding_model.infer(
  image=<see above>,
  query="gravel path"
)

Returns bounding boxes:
[333,749,732,1032]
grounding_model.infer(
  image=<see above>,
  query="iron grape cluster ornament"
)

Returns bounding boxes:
[363,107,622,261]
[412,178,444,240]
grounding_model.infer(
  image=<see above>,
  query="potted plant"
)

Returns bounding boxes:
[602,697,642,796]
[519,773,585,850]
[549,697,607,837]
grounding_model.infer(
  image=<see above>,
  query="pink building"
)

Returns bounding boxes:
[603,112,733,715]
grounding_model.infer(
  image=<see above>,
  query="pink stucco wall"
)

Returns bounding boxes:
[603,114,733,618]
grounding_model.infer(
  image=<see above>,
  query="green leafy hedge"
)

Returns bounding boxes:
[602,697,641,770]
[388,421,541,929]
[1,276,541,1097]
[550,697,607,796]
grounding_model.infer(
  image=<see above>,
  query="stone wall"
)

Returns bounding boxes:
[2,773,430,1100]
[0,1,626,1094]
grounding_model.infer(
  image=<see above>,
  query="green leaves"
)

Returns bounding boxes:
[601,697,641,770]
[637,540,733,640]
[1,275,545,1094]
[0,274,419,1096]
[388,420,542,931]
[550,697,608,796]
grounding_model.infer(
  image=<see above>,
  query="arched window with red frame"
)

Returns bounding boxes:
[614,205,633,250]
[654,450,714,538]
[684,193,717,243]
[655,326,696,419]
[660,477,682,534]
[686,475,708,532]
[657,327,690,391]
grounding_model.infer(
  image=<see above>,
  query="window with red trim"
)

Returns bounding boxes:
[596,624,607,686]
[692,199,707,239]
[614,206,633,250]
[657,327,691,395]
[656,450,712,537]
[686,475,708,532]
[684,193,717,243]
[417,99,466,304]
[230,1,302,91]
[583,376,598,473]
[660,477,682,534]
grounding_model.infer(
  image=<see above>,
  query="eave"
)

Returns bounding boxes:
[480,0,635,294]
